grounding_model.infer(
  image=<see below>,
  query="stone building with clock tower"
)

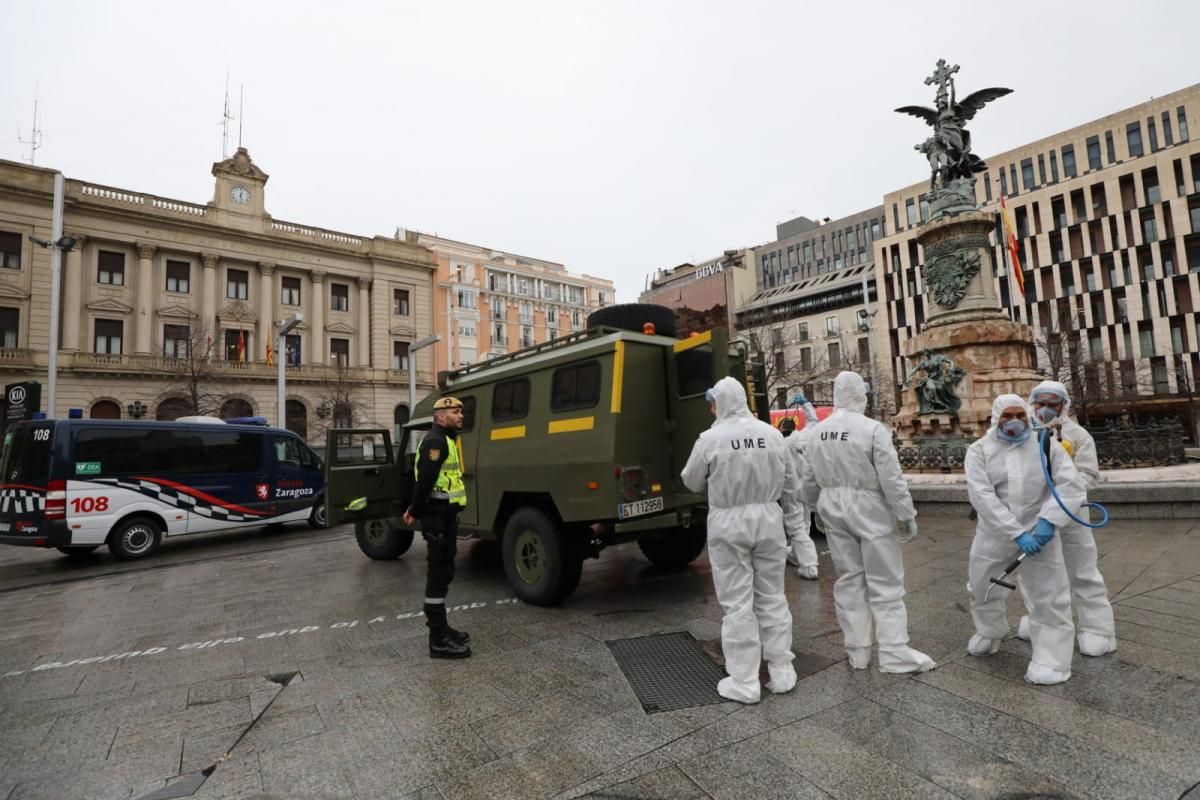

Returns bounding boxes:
[0,147,439,444]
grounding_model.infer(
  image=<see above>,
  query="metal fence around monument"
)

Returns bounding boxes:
[893,416,1187,472]
[1089,416,1187,469]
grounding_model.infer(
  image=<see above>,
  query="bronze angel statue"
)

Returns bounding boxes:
[896,59,1011,191]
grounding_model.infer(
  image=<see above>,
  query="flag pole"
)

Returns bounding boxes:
[996,210,1017,323]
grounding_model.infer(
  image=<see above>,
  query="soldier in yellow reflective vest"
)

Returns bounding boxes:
[403,396,470,658]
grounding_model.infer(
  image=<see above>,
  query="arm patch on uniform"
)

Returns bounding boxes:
[427,448,441,462]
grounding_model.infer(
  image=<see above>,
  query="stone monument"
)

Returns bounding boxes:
[890,60,1043,444]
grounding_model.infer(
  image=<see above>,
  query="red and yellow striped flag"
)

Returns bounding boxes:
[999,194,1024,297]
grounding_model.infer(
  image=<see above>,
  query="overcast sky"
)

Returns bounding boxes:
[4,1,1198,302]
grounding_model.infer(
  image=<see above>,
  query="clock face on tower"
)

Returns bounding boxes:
[230,185,251,205]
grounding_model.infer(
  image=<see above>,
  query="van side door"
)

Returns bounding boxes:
[323,428,401,528]
[665,327,731,483]
[183,427,273,530]
[271,433,322,519]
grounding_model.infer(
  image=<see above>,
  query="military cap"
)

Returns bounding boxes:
[433,396,463,411]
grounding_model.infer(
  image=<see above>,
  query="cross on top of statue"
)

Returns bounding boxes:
[923,58,959,100]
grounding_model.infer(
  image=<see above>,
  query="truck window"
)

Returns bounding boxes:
[460,395,477,432]
[491,379,530,421]
[334,432,391,465]
[1,424,52,484]
[676,344,714,397]
[550,361,601,411]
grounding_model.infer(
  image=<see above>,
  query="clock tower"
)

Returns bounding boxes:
[211,147,269,227]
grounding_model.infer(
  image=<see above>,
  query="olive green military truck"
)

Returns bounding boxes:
[323,303,769,606]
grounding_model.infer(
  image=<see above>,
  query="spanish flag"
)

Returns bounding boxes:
[999,194,1025,297]
[237,328,246,362]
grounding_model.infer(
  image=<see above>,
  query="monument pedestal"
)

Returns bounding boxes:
[892,211,1043,445]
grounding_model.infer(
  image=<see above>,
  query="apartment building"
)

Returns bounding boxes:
[876,83,1200,434]
[414,233,614,372]
[0,149,438,441]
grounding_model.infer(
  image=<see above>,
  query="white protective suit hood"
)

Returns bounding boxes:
[709,376,753,421]
[1029,380,1072,422]
[989,393,1029,436]
[833,371,869,414]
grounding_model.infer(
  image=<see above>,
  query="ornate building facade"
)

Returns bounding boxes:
[0,148,438,442]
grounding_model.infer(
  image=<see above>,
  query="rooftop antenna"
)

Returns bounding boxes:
[220,72,235,158]
[238,84,244,148]
[17,94,43,165]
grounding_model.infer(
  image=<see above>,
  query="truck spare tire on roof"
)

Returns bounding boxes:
[586,303,677,338]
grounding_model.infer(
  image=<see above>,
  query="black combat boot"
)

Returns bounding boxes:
[429,629,472,659]
[446,625,470,645]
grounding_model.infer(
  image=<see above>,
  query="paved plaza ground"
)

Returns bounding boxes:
[1,515,1198,799]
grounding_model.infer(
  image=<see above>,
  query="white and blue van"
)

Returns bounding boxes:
[0,416,326,560]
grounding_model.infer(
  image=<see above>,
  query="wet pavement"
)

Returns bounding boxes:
[1,516,1199,800]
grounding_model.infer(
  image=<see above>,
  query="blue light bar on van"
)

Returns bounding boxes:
[224,416,269,426]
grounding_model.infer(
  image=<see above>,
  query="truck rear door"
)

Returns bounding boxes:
[323,429,401,528]
[666,327,731,478]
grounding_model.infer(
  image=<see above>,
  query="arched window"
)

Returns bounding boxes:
[286,399,308,440]
[156,397,193,421]
[90,400,121,419]
[220,398,254,420]
[393,403,409,444]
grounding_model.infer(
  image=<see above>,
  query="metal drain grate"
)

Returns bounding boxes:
[607,631,727,713]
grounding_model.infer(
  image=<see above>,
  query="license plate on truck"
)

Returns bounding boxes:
[618,496,664,519]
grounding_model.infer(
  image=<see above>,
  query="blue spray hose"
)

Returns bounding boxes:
[1037,428,1110,529]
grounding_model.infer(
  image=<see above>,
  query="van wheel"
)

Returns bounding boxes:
[309,499,327,529]
[637,526,707,568]
[108,518,162,560]
[57,545,100,558]
[502,508,582,606]
[356,519,414,560]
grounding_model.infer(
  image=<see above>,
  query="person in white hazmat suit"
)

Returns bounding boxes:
[783,396,820,580]
[1016,380,1116,656]
[681,376,804,704]
[965,394,1086,685]
[799,371,935,673]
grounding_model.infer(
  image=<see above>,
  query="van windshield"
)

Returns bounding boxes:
[0,424,52,486]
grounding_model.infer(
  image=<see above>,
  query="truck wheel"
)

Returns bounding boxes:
[586,303,677,337]
[502,508,582,606]
[637,527,707,568]
[57,545,100,558]
[355,519,414,560]
[108,517,162,561]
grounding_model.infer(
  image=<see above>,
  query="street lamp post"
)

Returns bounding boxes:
[408,334,441,414]
[276,313,303,428]
[27,173,75,418]
[858,272,879,417]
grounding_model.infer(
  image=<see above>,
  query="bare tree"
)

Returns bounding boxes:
[157,322,224,417]
[1033,302,1156,425]
[310,362,373,443]
[736,318,835,408]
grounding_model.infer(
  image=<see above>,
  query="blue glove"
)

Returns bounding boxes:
[793,393,808,406]
[1014,532,1042,555]
[1032,517,1056,546]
